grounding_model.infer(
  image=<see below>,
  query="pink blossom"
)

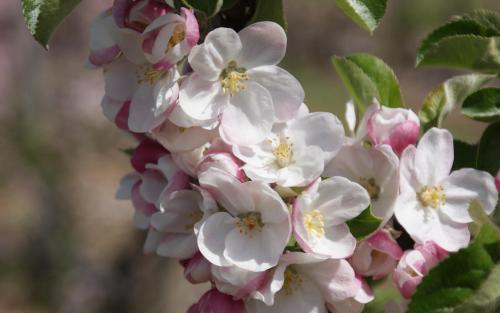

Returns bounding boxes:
[190,288,245,313]
[113,0,172,32]
[197,152,246,182]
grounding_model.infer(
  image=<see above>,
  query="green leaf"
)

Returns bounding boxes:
[462,88,500,122]
[182,0,223,17]
[332,53,403,113]
[418,74,495,131]
[452,140,478,171]
[249,0,287,30]
[334,0,387,33]
[416,10,500,72]
[477,121,500,176]
[408,224,500,313]
[346,207,381,239]
[21,0,82,49]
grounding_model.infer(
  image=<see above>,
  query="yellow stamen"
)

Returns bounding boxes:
[136,65,165,85]
[219,61,249,96]
[166,25,186,51]
[283,267,303,296]
[272,139,294,168]
[237,212,264,236]
[418,185,446,209]
[304,209,325,239]
[358,177,380,200]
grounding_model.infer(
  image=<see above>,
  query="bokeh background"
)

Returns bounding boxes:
[1,0,499,312]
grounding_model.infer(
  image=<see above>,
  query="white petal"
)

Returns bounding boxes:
[237,22,286,68]
[289,112,345,163]
[248,66,304,122]
[198,167,254,215]
[197,212,236,266]
[139,169,166,204]
[275,146,324,187]
[415,128,453,186]
[244,181,290,225]
[157,233,198,259]
[104,57,137,101]
[189,27,242,80]
[128,84,166,132]
[345,100,357,136]
[221,82,274,145]
[153,119,218,153]
[178,74,227,122]
[101,96,123,122]
[116,172,140,200]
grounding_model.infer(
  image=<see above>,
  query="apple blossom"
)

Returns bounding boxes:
[88,10,121,67]
[367,103,420,155]
[293,177,370,259]
[179,22,304,145]
[233,112,344,187]
[350,229,403,279]
[142,8,199,70]
[197,167,291,271]
[103,57,180,132]
[324,143,399,222]
[113,0,172,32]
[326,276,374,313]
[395,128,498,251]
[392,242,447,299]
[181,252,212,284]
[245,252,358,313]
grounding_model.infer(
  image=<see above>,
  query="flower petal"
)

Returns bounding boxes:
[237,22,286,69]
[415,128,453,186]
[197,212,236,266]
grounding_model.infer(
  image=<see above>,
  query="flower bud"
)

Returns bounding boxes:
[182,253,211,284]
[367,106,420,155]
[190,289,245,313]
[113,0,172,32]
[131,138,168,173]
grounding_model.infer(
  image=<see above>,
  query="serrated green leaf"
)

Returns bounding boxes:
[332,53,403,113]
[418,74,494,131]
[417,10,500,72]
[462,88,500,122]
[334,0,387,33]
[346,207,381,239]
[21,0,81,48]
[249,0,287,30]
[452,140,478,171]
[182,0,223,17]
[408,224,500,313]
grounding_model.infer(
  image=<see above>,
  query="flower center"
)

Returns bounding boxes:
[272,138,294,168]
[219,61,249,96]
[303,209,325,239]
[237,212,264,236]
[283,267,303,296]
[166,25,186,51]
[418,185,446,209]
[184,211,203,230]
[136,65,165,85]
[358,177,380,200]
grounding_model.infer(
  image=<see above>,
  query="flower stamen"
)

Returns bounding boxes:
[219,61,249,96]
[237,212,264,236]
[303,209,325,239]
[358,177,380,201]
[283,267,303,296]
[136,65,165,85]
[418,185,446,209]
[166,25,186,51]
[272,138,294,168]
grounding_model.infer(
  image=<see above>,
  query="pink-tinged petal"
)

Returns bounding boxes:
[211,265,269,300]
[104,58,137,102]
[243,181,290,226]
[443,168,498,222]
[112,0,130,28]
[288,112,345,163]
[90,45,121,67]
[154,120,217,153]
[101,96,123,122]
[88,10,120,66]
[188,28,242,81]
[131,181,158,229]
[383,120,420,155]
[247,66,304,122]
[399,145,419,192]
[414,241,448,270]
[112,29,147,64]
[198,152,246,182]
[197,212,236,267]
[415,128,454,186]
[366,229,403,260]
[115,101,131,130]
[237,21,286,68]
[221,82,274,146]
[181,8,200,48]
[393,250,426,299]
[495,171,500,193]
[116,172,140,200]
[139,169,166,203]
[143,228,162,254]
[131,138,167,173]
[198,167,254,215]
[183,252,211,284]
[157,233,198,259]
[195,289,245,313]
[178,74,227,122]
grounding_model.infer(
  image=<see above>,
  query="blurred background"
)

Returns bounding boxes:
[0,0,498,312]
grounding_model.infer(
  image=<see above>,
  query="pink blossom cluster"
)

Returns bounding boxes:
[89,2,499,312]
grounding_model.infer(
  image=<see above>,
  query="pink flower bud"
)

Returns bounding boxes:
[142,8,199,70]
[350,229,403,279]
[367,106,420,155]
[181,253,211,284]
[113,0,173,32]
[190,289,245,313]
[393,241,447,299]
[495,171,500,193]
[131,138,168,173]
[197,152,245,182]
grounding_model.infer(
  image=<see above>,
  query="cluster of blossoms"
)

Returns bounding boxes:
[89,1,499,312]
